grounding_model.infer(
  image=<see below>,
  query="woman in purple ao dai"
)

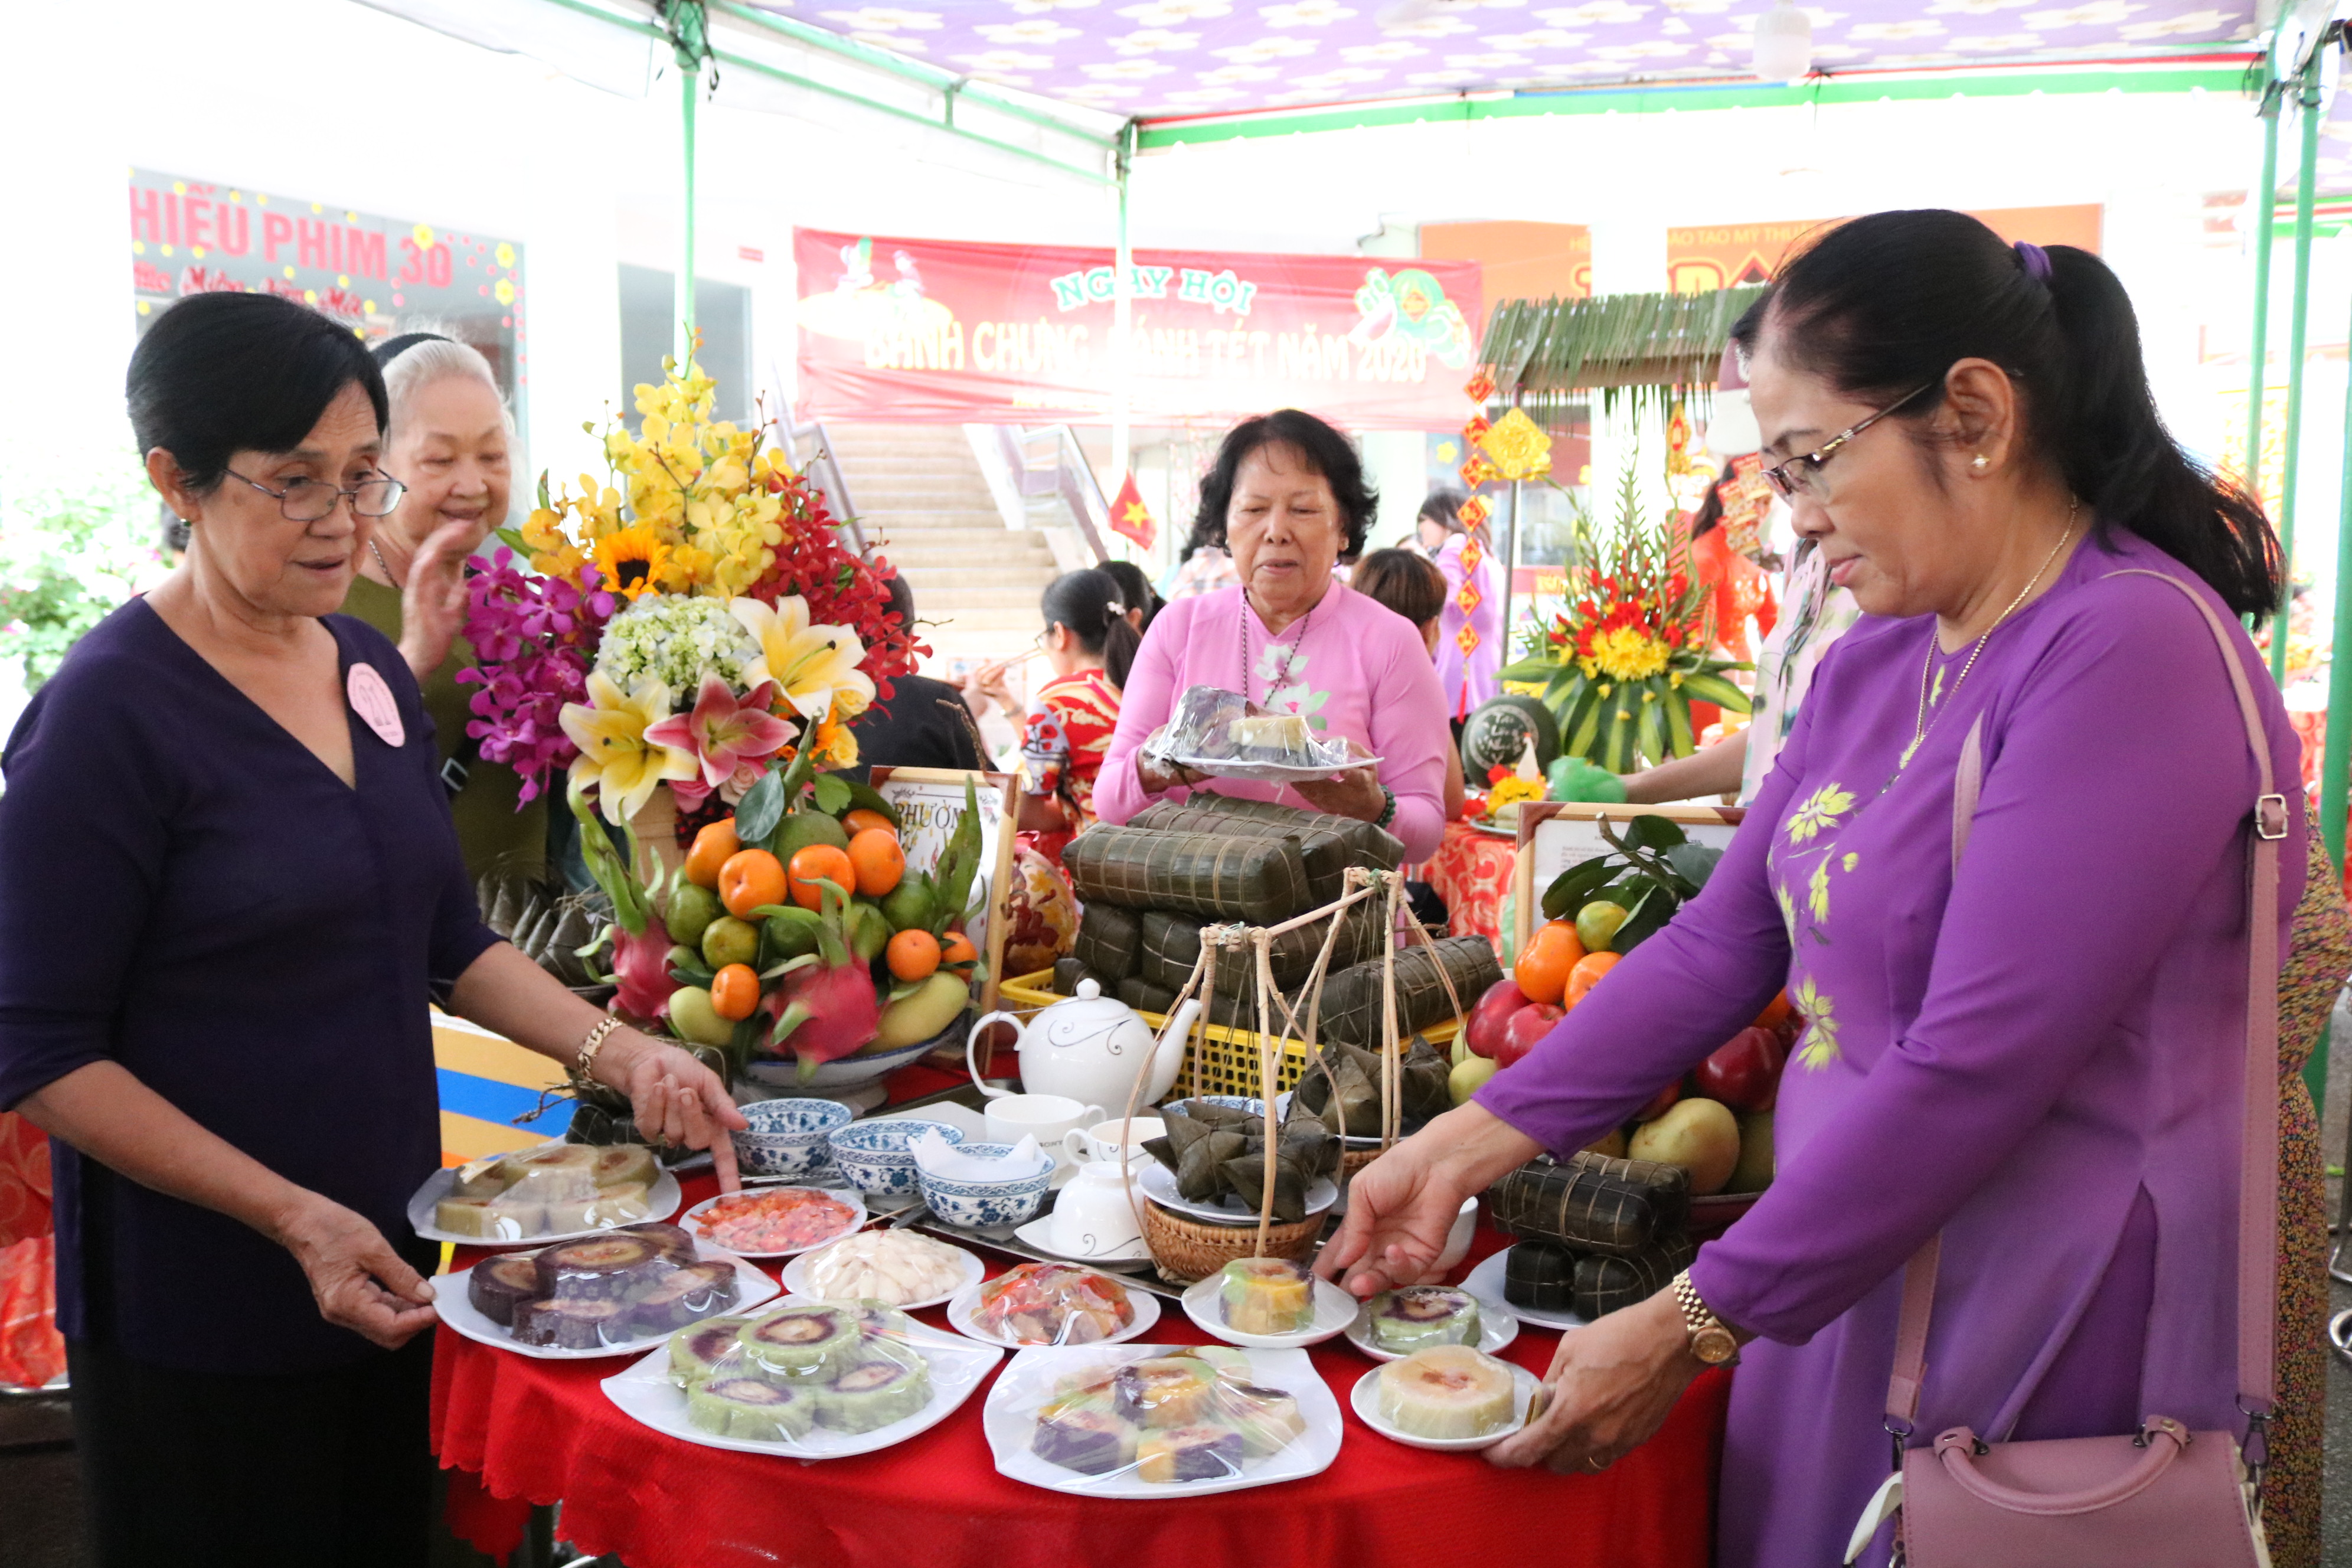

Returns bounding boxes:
[1322,211,2301,1568]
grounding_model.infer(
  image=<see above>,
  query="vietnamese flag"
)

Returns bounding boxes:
[1110,472,1155,550]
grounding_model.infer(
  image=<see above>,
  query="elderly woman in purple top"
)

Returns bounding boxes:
[0,293,745,1567]
[1322,211,2297,1568]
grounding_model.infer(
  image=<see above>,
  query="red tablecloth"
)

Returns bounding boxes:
[1413,820,1517,947]
[432,1174,1729,1568]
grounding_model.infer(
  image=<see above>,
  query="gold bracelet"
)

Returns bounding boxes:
[573,1015,625,1087]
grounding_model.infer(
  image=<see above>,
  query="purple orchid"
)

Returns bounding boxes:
[455,551,617,804]
[643,677,793,795]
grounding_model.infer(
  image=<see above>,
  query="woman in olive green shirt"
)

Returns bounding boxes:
[341,333,545,879]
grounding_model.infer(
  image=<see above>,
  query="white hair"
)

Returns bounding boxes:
[381,331,515,440]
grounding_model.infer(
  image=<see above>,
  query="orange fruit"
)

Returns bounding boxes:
[1513,919,1586,1005]
[708,962,760,1021]
[683,819,740,888]
[1564,950,1621,1005]
[1754,989,1793,1032]
[717,848,788,918]
[886,927,942,982]
[842,807,896,838]
[940,930,978,971]
[785,844,855,912]
[846,827,906,897]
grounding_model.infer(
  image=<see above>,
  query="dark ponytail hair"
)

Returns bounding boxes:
[1041,567,1141,690]
[1099,559,1162,632]
[128,292,388,493]
[1734,209,2282,619]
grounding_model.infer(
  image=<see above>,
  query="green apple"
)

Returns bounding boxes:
[701,914,760,970]
[1448,1055,1499,1106]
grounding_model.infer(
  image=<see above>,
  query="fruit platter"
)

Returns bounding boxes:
[1342,1284,1520,1363]
[433,1221,778,1360]
[409,1141,682,1247]
[983,1342,1345,1497]
[1348,1345,1540,1453]
[1178,1258,1358,1349]
[678,1185,865,1259]
[946,1262,1161,1348]
[602,1298,1004,1460]
[779,1230,985,1311]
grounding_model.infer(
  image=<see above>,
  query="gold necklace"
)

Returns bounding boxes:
[1902,497,2080,767]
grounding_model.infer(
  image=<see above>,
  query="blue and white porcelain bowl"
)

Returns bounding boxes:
[916,1142,1053,1229]
[730,1097,853,1179]
[827,1118,966,1197]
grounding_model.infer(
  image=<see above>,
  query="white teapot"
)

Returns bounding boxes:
[966,980,1203,1113]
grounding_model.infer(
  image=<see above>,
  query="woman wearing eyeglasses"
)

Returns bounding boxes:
[0,293,744,1567]
[1325,211,2305,1568]
[337,330,548,883]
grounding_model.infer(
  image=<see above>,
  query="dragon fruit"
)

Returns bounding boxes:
[765,882,880,1081]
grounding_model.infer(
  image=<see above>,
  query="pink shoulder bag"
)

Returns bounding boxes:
[1860,571,2282,1568]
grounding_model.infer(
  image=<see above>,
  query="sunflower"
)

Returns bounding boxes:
[592,525,672,602]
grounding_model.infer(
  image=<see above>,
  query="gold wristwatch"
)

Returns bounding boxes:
[1671,1270,1739,1366]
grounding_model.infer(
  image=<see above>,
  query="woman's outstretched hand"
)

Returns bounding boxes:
[596,1031,749,1193]
[393,517,477,681]
[1315,1103,1540,1298]
[1485,1291,1704,1475]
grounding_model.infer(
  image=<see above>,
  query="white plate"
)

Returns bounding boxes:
[945,1268,1162,1349]
[1135,1162,1338,1227]
[1010,1215,1154,1266]
[678,1187,867,1259]
[1180,1273,1358,1349]
[601,1314,1003,1461]
[984,1343,1344,1498]
[1342,1285,1521,1363]
[780,1237,985,1311]
[432,1240,778,1361]
[1349,1360,1541,1452]
[1463,1250,1587,1332]
[409,1144,683,1248]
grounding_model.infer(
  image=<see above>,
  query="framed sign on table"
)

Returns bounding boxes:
[870,767,1021,1024]
[1509,803,1745,958]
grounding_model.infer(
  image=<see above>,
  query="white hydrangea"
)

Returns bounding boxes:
[594,593,762,703]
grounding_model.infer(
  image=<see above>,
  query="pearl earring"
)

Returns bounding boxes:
[1971,455,1990,472]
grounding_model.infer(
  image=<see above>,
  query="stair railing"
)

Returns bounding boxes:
[772,404,867,554]
[980,424,1112,565]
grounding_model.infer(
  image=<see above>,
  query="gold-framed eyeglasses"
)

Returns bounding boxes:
[1759,381,1937,500]
[224,467,406,521]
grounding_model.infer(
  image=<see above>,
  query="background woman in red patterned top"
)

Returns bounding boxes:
[969,567,1138,865]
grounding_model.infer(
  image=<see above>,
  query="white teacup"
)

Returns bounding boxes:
[982,1093,1105,1148]
[1061,1117,1166,1167]
[1048,1159,1145,1258]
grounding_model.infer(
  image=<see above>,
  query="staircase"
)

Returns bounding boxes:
[820,423,1061,675]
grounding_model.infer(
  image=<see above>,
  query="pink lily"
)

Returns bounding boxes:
[644,677,793,792]
[610,923,680,1024]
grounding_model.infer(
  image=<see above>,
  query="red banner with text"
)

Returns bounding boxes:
[793,229,1481,430]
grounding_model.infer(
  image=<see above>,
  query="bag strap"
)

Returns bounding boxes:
[1884,569,2285,1437]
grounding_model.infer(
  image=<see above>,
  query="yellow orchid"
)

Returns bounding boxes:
[561,672,698,824]
[733,595,875,720]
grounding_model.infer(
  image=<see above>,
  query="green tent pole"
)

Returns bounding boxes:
[2271,63,2322,685]
[668,3,709,367]
[2243,87,2281,508]
[2311,304,2352,1105]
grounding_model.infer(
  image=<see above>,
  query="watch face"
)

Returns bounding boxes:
[1693,1326,1738,1365]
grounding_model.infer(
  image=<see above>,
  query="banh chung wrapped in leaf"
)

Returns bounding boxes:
[1485,1151,1691,1256]
[1500,1233,1697,1320]
[1136,904,1384,998]
[1054,956,1111,997]
[1140,1100,1340,1219]
[1312,936,1501,1050]
[1064,825,1312,925]
[1072,903,1143,982]
[1123,805,1346,906]
[1293,1037,1454,1138]
[1130,794,1403,875]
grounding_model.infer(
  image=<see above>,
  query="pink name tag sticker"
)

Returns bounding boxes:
[347,662,406,749]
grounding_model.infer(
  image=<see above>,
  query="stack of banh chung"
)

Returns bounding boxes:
[1053,797,1499,1046]
[1485,1151,1698,1321]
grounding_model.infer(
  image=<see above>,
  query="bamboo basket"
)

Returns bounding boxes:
[1141,1201,1323,1285]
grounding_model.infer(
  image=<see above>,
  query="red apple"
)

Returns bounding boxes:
[1466,977,1532,1060]
[1638,1082,1682,1122]
[1495,1002,1564,1070]
[1694,1025,1786,1112]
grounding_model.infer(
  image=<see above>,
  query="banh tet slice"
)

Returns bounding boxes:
[510,1296,632,1350]
[1135,1424,1246,1484]
[1110,1357,1217,1429]
[1376,1345,1517,1439]
[668,1318,749,1386]
[737,1304,861,1381]
[687,1377,814,1442]
[589,1145,658,1191]
[533,1232,663,1298]
[1030,1406,1139,1475]
[1367,1286,1482,1353]
[814,1352,932,1433]
[1219,1257,1314,1337]
[630,1262,739,1335]
[465,1255,543,1327]
[435,1195,544,1239]
[543,1183,651,1233]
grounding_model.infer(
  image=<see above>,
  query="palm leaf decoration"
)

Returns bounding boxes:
[1497,466,1752,774]
[1479,285,1768,427]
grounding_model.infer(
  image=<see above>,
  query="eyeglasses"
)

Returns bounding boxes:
[1759,381,1937,500]
[223,467,406,521]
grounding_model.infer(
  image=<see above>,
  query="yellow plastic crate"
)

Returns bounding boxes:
[998,970,1460,1102]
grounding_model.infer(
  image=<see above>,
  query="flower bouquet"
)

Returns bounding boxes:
[459,355,974,1087]
[1497,469,1750,773]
